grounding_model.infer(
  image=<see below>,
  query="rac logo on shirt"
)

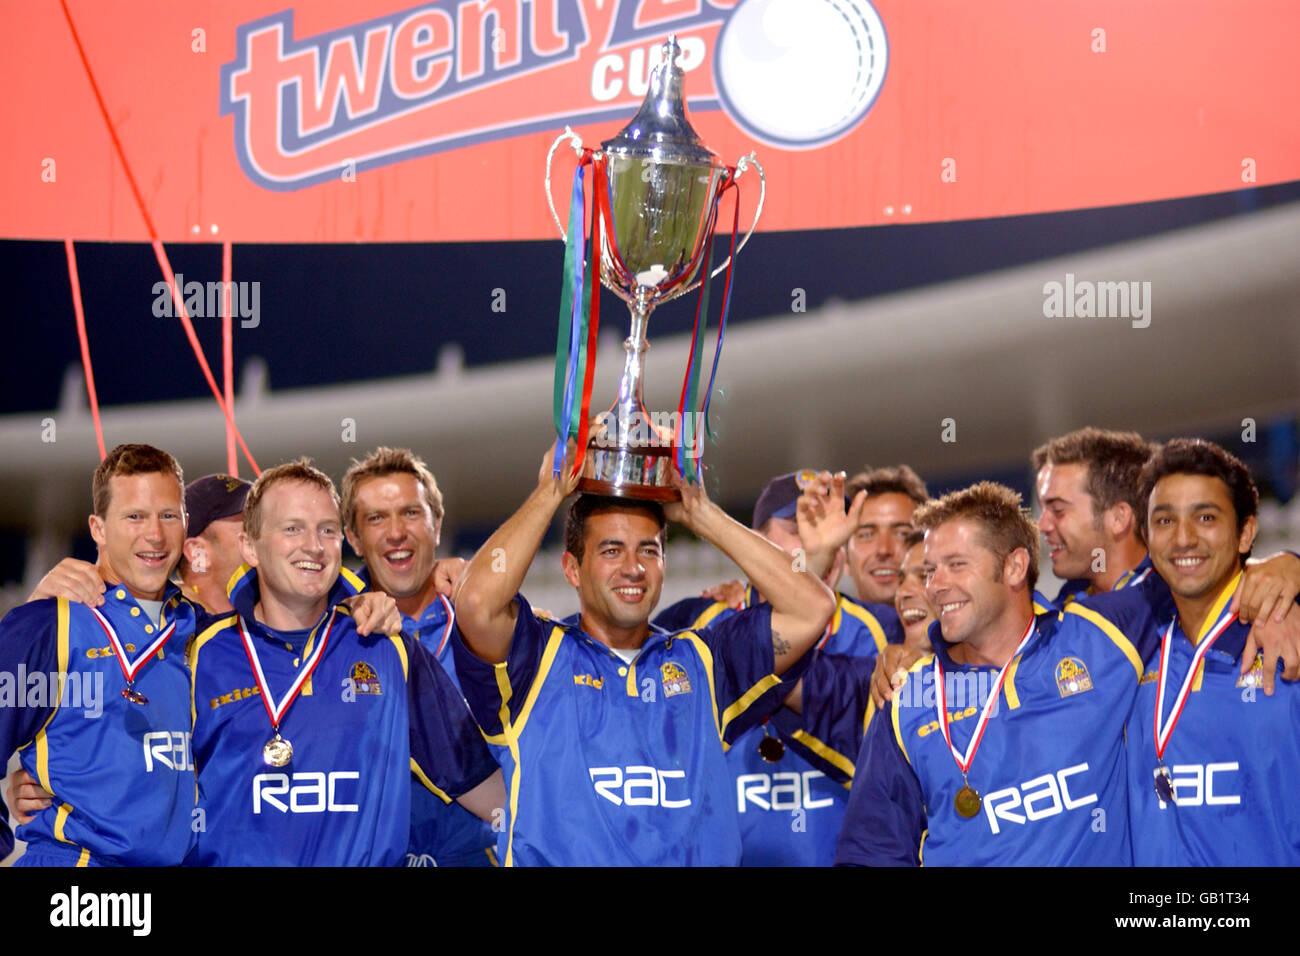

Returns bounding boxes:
[589,766,691,809]
[737,771,834,812]
[1155,762,1241,809]
[982,763,1098,834]
[253,771,361,814]
[142,731,192,772]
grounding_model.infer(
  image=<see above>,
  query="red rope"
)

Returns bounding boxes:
[60,0,260,475]
[222,242,237,477]
[64,240,105,461]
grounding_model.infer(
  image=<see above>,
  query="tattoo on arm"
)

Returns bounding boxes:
[772,631,790,657]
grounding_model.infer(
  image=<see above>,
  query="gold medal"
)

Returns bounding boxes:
[121,685,149,706]
[263,734,293,767]
[758,735,785,763]
[954,784,981,818]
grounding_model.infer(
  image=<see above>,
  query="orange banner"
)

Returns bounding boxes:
[3,0,1297,243]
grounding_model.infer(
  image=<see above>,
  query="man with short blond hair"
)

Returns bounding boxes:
[836,481,1152,866]
[187,458,501,866]
[342,445,444,529]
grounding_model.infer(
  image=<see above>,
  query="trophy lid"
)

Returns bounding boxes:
[600,36,722,168]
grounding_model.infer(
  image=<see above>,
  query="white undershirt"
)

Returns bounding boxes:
[608,645,640,664]
[136,599,164,627]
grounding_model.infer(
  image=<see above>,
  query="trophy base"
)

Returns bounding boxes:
[577,444,681,502]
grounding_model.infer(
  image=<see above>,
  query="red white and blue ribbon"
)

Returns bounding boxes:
[238,607,338,731]
[1154,605,1237,762]
[933,618,1036,774]
[90,605,175,686]
[434,593,455,658]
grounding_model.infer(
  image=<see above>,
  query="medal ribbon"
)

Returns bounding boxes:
[239,608,338,731]
[933,618,1036,774]
[1153,605,1238,762]
[90,605,175,685]
[434,593,455,658]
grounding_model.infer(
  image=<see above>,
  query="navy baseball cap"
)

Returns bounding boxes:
[186,474,252,538]
[751,470,821,530]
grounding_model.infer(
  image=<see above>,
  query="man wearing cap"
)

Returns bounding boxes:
[648,469,898,866]
[177,474,253,615]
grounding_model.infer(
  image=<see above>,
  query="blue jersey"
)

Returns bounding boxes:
[186,566,496,866]
[0,586,197,867]
[1033,556,1159,614]
[453,594,783,866]
[1123,578,1300,865]
[652,591,892,866]
[358,567,497,868]
[836,593,1161,867]
[656,587,903,653]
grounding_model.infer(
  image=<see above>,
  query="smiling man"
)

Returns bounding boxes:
[1122,439,1300,864]
[186,459,502,866]
[451,451,836,866]
[0,444,197,866]
[1031,428,1154,610]
[341,446,495,866]
[894,529,938,651]
[836,482,1158,866]
[843,465,930,606]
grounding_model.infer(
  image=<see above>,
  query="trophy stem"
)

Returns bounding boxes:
[615,300,651,428]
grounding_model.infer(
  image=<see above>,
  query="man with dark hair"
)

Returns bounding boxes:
[0,443,198,865]
[1033,427,1300,680]
[187,458,502,866]
[341,446,493,866]
[451,451,836,865]
[843,464,930,606]
[1123,439,1299,863]
[894,529,937,652]
[1033,427,1154,608]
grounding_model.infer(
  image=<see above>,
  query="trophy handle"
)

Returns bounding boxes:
[544,127,586,241]
[709,152,765,278]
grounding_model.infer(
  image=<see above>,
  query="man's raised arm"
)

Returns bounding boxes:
[666,474,836,674]
[452,450,579,663]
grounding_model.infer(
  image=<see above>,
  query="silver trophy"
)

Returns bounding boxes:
[545,35,764,500]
